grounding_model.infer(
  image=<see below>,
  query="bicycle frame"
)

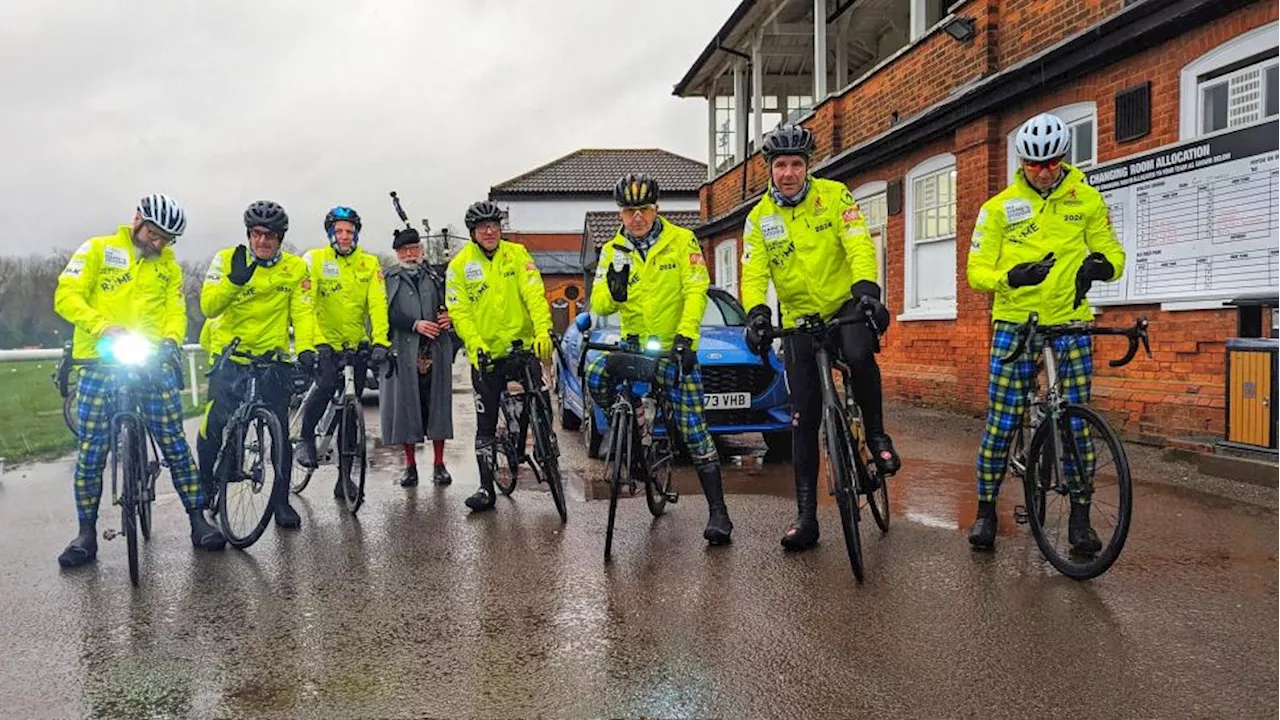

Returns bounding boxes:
[1003,314,1150,479]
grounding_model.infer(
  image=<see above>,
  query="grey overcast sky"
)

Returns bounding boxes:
[0,0,736,262]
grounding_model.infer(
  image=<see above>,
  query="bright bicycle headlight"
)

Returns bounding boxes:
[100,333,155,366]
[645,338,663,352]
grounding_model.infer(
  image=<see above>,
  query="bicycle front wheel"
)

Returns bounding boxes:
[493,406,519,496]
[219,407,285,549]
[337,399,367,514]
[604,411,628,562]
[116,420,143,587]
[824,408,864,583]
[530,395,567,523]
[1024,403,1132,580]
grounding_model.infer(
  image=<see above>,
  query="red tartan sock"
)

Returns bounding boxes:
[403,443,416,467]
[433,439,446,467]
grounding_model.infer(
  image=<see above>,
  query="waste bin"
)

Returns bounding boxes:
[1225,337,1278,451]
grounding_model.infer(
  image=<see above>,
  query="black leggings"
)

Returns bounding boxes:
[784,299,885,487]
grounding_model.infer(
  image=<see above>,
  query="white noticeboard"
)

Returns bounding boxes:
[1083,120,1278,306]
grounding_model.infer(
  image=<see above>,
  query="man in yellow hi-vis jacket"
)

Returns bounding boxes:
[585,172,733,545]
[198,200,316,531]
[293,206,391,495]
[965,112,1125,552]
[445,200,553,512]
[739,124,896,552]
[53,193,225,568]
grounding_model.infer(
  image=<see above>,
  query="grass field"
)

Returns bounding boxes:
[0,353,211,466]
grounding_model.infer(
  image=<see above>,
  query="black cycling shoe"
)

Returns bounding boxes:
[274,502,302,529]
[780,520,819,551]
[57,521,99,568]
[697,463,733,546]
[399,465,419,488]
[294,438,319,469]
[968,500,997,550]
[781,475,820,551]
[1068,502,1103,555]
[465,487,496,512]
[433,465,452,486]
[868,434,901,476]
[188,510,226,551]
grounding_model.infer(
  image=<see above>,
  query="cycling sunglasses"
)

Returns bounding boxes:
[1023,156,1065,172]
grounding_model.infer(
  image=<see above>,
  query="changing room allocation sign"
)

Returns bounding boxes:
[1083,120,1278,305]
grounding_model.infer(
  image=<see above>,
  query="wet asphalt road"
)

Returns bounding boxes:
[0,393,1275,719]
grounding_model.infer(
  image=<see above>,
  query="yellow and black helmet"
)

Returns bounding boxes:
[613,172,659,208]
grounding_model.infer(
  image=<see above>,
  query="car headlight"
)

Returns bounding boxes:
[100,333,155,366]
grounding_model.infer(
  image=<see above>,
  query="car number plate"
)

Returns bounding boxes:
[705,392,750,410]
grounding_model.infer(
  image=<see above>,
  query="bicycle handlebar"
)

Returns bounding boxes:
[760,297,881,354]
[207,338,292,377]
[997,313,1151,367]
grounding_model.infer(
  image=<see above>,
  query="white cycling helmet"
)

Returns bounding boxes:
[137,193,187,237]
[1014,113,1071,162]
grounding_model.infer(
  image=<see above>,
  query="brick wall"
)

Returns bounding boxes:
[506,233,580,252]
[999,0,1124,67]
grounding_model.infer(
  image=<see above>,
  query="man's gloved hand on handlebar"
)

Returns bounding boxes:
[745,305,772,357]
[850,281,890,334]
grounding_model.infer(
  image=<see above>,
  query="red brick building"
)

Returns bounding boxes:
[488,148,706,332]
[675,0,1278,447]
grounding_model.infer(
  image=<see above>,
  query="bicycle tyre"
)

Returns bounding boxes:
[492,407,519,496]
[1024,404,1132,580]
[219,407,284,549]
[64,390,80,440]
[531,395,568,523]
[337,399,367,514]
[118,420,142,587]
[604,409,628,562]
[865,455,890,533]
[825,408,864,583]
[138,463,155,541]
[644,437,674,517]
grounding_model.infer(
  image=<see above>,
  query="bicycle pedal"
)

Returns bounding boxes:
[1013,505,1029,524]
[665,491,679,504]
[102,529,119,541]
[627,482,638,496]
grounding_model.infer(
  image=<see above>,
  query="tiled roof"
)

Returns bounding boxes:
[492,149,707,196]
[582,211,704,250]
[530,251,582,276]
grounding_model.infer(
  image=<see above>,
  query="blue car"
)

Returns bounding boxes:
[553,286,792,459]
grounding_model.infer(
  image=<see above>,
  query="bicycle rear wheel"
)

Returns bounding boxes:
[644,436,674,517]
[337,399,367,514]
[530,395,567,523]
[825,408,864,583]
[288,388,312,494]
[493,402,519,496]
[64,390,81,440]
[219,407,284,549]
[604,410,628,562]
[1024,404,1132,580]
[864,457,890,533]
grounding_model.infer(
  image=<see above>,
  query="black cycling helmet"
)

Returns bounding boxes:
[762,124,815,161]
[324,206,362,234]
[464,201,505,231]
[243,200,289,237]
[613,172,659,208]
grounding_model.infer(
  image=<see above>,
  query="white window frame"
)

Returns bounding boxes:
[1179,22,1279,140]
[901,154,958,321]
[715,238,739,296]
[1006,102,1098,182]
[852,181,889,300]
